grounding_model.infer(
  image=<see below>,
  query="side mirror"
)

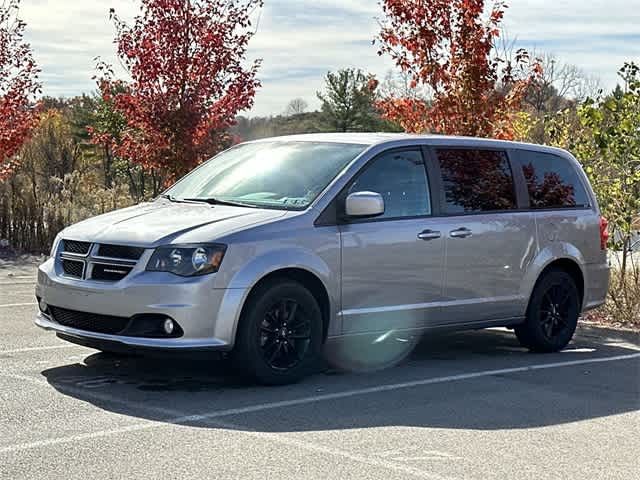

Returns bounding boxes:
[345,191,385,218]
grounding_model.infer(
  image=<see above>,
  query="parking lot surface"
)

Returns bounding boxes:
[1,264,639,479]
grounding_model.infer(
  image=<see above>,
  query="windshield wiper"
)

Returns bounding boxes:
[160,194,212,205]
[159,193,182,203]
[182,197,257,208]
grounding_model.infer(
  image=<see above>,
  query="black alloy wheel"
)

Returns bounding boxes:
[232,280,323,385]
[259,298,312,371]
[515,268,580,353]
[538,284,574,340]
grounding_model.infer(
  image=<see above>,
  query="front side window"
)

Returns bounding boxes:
[165,142,367,210]
[348,149,431,219]
[515,151,589,209]
[436,149,517,214]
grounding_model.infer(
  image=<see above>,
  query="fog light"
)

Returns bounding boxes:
[39,299,48,312]
[163,318,175,335]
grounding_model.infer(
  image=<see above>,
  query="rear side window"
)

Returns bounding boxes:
[348,149,431,219]
[515,151,589,209]
[435,149,517,214]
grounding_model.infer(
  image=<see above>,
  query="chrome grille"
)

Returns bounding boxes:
[58,239,145,282]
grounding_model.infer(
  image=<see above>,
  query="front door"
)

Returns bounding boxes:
[339,148,445,334]
[431,147,535,324]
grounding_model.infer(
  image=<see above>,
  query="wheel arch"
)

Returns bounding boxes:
[240,267,332,342]
[525,252,586,312]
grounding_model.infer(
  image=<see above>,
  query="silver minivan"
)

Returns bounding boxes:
[35,133,610,384]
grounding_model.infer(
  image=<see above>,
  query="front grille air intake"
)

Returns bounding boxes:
[62,240,91,255]
[97,244,145,260]
[91,263,133,282]
[49,306,130,334]
[61,259,84,278]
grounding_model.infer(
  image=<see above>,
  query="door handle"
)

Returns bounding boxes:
[450,227,473,239]
[418,229,442,241]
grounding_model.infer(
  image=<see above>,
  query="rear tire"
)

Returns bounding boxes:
[515,269,580,353]
[231,280,323,385]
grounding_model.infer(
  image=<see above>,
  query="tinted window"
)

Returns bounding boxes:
[516,151,589,209]
[436,149,517,213]
[348,149,430,219]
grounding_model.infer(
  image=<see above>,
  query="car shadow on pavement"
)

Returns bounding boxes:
[40,326,640,433]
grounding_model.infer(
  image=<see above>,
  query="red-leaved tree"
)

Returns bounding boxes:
[376,0,541,139]
[94,0,263,186]
[0,0,40,180]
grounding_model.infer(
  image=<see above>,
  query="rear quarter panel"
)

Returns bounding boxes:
[527,210,608,311]
[516,147,609,312]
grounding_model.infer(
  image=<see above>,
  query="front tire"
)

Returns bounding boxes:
[515,269,580,352]
[232,280,323,385]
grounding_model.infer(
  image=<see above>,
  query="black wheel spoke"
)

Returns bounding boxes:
[286,340,300,360]
[558,291,571,307]
[290,319,310,331]
[289,333,311,340]
[287,302,298,323]
[263,336,278,350]
[268,342,283,363]
[279,300,289,322]
[265,311,278,324]
[545,320,554,338]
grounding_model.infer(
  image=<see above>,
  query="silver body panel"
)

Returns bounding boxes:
[35,133,610,351]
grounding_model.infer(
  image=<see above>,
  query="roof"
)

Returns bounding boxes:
[247,132,413,145]
[246,132,569,156]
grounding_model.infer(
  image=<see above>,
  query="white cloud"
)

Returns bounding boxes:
[19,0,640,116]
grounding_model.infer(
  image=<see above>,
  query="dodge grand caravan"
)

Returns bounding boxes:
[35,133,610,384]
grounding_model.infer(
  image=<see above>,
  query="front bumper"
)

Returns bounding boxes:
[35,258,248,352]
[35,312,228,351]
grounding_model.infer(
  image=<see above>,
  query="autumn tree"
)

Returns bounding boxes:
[0,0,40,180]
[376,0,540,138]
[94,0,263,187]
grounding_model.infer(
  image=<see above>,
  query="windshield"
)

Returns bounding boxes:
[164,141,367,210]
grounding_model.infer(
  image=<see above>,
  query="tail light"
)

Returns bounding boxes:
[599,216,609,250]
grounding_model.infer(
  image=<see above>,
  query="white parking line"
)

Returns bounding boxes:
[0,302,37,308]
[0,373,452,479]
[1,351,638,458]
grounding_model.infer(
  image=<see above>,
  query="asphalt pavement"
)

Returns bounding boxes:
[1,262,638,480]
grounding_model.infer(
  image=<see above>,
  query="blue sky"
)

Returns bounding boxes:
[20,0,640,116]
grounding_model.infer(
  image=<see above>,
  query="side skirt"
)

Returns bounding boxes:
[326,316,526,343]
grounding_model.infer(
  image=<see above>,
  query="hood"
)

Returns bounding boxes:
[61,200,287,246]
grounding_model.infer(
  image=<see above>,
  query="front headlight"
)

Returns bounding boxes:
[146,244,227,276]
